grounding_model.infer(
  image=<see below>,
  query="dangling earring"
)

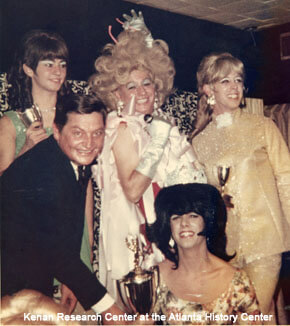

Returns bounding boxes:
[207,94,216,106]
[117,100,124,117]
[239,87,247,108]
[144,95,158,123]
[169,237,175,248]
[206,236,211,249]
[239,96,246,108]
[153,96,159,110]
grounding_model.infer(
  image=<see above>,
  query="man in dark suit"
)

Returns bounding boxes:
[1,94,124,320]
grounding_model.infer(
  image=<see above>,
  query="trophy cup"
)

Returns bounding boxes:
[117,235,159,315]
[17,105,42,128]
[217,166,234,208]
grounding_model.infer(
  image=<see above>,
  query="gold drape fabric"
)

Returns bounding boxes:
[192,109,290,263]
[264,103,290,150]
[244,97,264,116]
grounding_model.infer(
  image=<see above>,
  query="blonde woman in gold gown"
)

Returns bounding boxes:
[191,52,290,321]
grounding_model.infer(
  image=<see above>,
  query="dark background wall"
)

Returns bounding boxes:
[256,22,290,105]
[1,0,289,105]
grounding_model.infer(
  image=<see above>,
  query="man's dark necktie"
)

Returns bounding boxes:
[77,165,91,188]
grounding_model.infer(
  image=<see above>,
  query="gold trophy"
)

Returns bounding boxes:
[217,166,234,208]
[17,105,42,128]
[117,235,159,315]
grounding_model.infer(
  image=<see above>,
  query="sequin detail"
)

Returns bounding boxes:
[192,109,290,263]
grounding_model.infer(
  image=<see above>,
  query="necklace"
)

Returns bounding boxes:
[39,107,56,114]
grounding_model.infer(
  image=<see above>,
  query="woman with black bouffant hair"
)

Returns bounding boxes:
[148,183,261,325]
[148,183,232,267]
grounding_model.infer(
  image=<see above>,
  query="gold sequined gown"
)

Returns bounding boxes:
[192,108,290,264]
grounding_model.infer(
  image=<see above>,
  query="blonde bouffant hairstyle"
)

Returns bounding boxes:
[1,289,79,325]
[90,30,175,111]
[190,53,245,140]
[196,52,245,94]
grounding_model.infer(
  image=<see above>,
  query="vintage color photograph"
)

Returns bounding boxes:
[1,0,290,325]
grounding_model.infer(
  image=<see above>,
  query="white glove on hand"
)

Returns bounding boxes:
[146,116,172,145]
[136,117,172,179]
[122,9,153,47]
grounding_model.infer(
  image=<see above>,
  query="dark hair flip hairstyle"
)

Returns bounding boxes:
[147,183,234,269]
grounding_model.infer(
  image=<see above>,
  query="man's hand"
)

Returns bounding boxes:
[101,303,154,325]
[60,284,77,314]
[133,315,154,325]
[101,304,130,325]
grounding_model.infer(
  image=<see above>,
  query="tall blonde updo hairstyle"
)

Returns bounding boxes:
[90,30,175,111]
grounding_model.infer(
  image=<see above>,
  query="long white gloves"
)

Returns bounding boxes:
[136,117,172,179]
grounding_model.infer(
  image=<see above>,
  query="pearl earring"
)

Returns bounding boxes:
[207,94,216,106]
[154,96,159,110]
[169,237,175,248]
[117,100,124,117]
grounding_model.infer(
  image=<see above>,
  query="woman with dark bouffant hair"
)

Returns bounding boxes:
[147,183,232,266]
[148,183,261,325]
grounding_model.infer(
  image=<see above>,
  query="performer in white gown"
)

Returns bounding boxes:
[90,14,206,301]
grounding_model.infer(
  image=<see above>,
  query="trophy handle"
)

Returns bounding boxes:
[151,265,160,292]
[116,279,131,313]
[124,284,139,315]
